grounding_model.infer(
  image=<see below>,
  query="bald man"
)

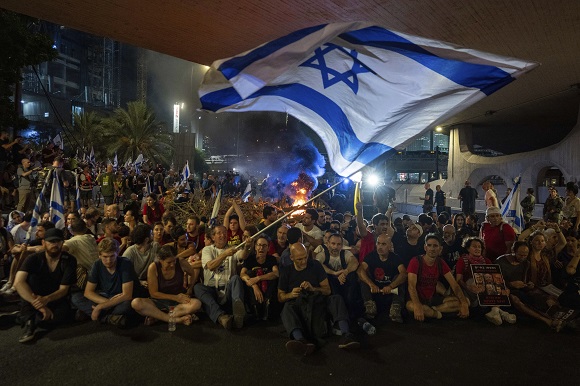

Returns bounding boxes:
[278,243,359,355]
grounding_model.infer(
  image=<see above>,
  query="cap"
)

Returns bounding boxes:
[486,207,501,216]
[44,228,65,242]
[409,223,423,237]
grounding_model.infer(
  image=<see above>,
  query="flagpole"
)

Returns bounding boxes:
[235,176,351,250]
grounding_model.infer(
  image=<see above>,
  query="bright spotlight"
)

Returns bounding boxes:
[435,126,443,132]
[367,174,380,186]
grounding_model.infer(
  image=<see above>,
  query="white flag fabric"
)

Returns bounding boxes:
[52,133,64,150]
[181,161,191,192]
[89,146,95,165]
[242,182,252,202]
[209,189,222,228]
[134,154,144,174]
[200,22,538,176]
[501,176,525,234]
[50,172,66,229]
[113,153,118,170]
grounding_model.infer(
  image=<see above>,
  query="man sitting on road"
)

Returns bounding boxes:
[406,234,469,321]
[278,243,359,355]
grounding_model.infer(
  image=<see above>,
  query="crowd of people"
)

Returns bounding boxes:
[0,141,579,355]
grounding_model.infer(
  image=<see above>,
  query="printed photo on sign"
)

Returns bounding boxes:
[470,264,511,307]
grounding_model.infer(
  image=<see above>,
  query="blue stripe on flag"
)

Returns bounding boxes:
[218,24,327,80]
[339,26,514,96]
[201,83,393,164]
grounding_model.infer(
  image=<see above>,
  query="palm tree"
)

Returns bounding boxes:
[102,101,173,166]
[68,110,104,158]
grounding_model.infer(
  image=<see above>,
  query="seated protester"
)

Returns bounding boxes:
[122,224,160,287]
[518,220,567,287]
[453,213,474,241]
[71,238,137,327]
[84,207,103,239]
[256,206,279,242]
[441,224,465,274]
[13,228,76,343]
[279,227,303,268]
[312,229,334,256]
[497,241,567,331]
[62,219,99,290]
[131,245,202,326]
[278,243,359,355]
[11,213,32,245]
[96,218,121,244]
[142,193,164,226]
[105,204,124,223]
[6,210,24,232]
[64,212,80,240]
[123,209,138,235]
[185,215,205,253]
[554,235,580,289]
[357,234,407,323]
[170,225,201,289]
[455,237,516,325]
[356,201,395,262]
[406,234,469,321]
[152,221,165,245]
[417,213,437,240]
[295,208,324,254]
[161,214,177,244]
[480,207,516,262]
[395,223,425,267]
[314,232,360,319]
[223,200,246,247]
[270,224,290,259]
[328,220,349,247]
[3,221,54,296]
[240,234,279,320]
[193,225,250,330]
[560,238,580,310]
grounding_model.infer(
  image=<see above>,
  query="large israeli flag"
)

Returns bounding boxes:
[200,22,538,176]
[242,182,251,202]
[501,176,525,233]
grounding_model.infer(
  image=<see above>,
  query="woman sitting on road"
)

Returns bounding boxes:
[131,245,202,326]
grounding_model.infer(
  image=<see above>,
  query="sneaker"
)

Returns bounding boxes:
[218,314,233,330]
[498,309,517,324]
[389,303,404,323]
[107,314,127,328]
[485,307,502,326]
[0,281,12,293]
[285,339,315,356]
[18,320,36,343]
[232,299,245,329]
[338,333,360,350]
[364,300,377,319]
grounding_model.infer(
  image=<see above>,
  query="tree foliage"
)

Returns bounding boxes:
[101,100,173,165]
[0,10,58,130]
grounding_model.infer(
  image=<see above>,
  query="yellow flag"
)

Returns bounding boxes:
[354,182,362,216]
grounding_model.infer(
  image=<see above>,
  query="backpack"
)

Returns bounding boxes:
[416,254,443,282]
[322,245,347,270]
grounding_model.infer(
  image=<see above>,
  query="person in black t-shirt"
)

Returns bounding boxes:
[358,234,407,323]
[278,243,359,355]
[13,228,77,343]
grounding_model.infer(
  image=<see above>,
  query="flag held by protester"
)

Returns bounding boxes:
[52,133,64,150]
[500,176,525,234]
[209,189,222,228]
[50,171,66,229]
[242,182,252,202]
[200,22,538,176]
[181,161,191,192]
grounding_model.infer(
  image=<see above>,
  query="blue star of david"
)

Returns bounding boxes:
[300,43,371,94]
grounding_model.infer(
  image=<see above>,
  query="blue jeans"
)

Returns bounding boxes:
[71,292,133,321]
[194,275,244,323]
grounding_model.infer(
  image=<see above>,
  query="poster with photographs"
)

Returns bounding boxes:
[470,264,511,307]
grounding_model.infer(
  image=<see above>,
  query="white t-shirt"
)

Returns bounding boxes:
[315,249,356,272]
[295,223,323,247]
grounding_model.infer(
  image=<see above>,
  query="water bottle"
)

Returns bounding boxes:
[357,318,376,335]
[168,307,176,332]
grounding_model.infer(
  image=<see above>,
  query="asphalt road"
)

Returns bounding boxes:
[0,303,578,386]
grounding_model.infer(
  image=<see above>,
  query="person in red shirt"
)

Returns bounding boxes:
[355,201,394,262]
[142,193,165,226]
[479,207,516,261]
[223,200,246,247]
[406,234,469,321]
